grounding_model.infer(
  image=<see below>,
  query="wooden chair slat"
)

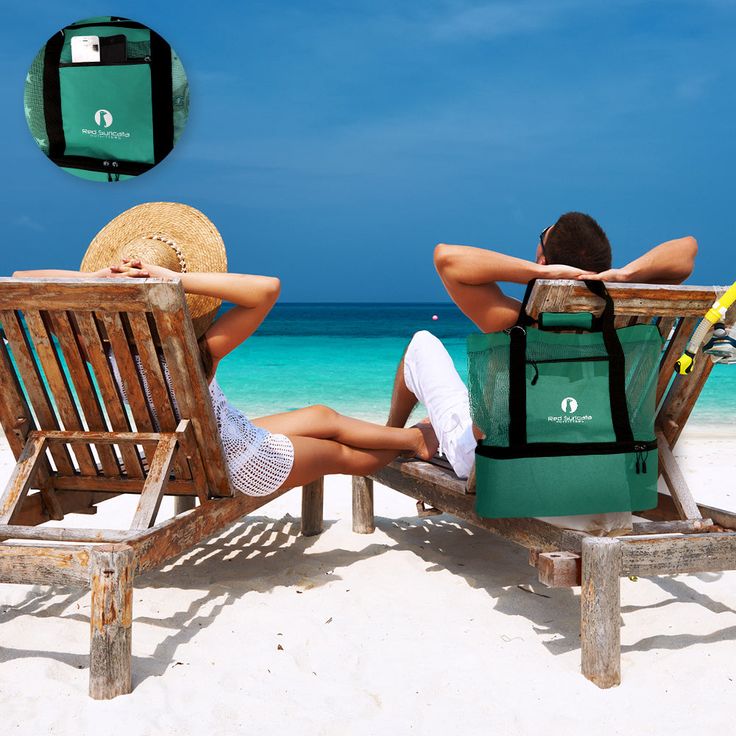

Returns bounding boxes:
[0,310,75,475]
[656,317,676,340]
[153,309,230,496]
[659,357,715,448]
[97,311,160,472]
[0,331,62,520]
[73,312,144,478]
[23,311,98,476]
[656,431,701,520]
[529,280,731,318]
[0,329,36,458]
[655,317,697,406]
[47,311,121,476]
[0,433,48,524]
[0,278,165,312]
[125,311,190,481]
[176,420,209,504]
[130,435,178,530]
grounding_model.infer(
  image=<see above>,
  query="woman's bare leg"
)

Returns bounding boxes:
[253,404,437,459]
[281,436,399,489]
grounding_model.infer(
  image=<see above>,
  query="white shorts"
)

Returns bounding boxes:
[403,331,476,479]
[403,331,631,534]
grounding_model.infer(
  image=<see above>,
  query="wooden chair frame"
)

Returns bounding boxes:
[352,281,736,688]
[0,278,325,699]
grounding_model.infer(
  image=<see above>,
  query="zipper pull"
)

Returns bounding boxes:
[530,361,539,386]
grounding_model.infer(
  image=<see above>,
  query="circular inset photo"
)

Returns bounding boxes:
[24,16,189,182]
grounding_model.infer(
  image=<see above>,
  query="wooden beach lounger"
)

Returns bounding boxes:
[0,278,325,699]
[352,280,736,688]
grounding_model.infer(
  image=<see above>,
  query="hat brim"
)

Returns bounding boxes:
[81,202,228,337]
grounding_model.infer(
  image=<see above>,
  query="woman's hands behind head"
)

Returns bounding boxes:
[103,259,180,281]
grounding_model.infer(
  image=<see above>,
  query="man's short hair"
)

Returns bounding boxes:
[544,212,612,272]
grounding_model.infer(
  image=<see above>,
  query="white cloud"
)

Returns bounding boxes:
[15,215,45,232]
[427,1,576,42]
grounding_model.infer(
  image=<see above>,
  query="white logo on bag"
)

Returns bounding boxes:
[81,108,130,140]
[94,109,113,128]
[548,396,592,424]
[561,397,578,414]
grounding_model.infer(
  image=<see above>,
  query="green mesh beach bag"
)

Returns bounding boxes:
[467,280,662,519]
[25,16,189,181]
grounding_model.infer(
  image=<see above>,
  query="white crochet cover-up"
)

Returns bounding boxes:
[109,353,294,497]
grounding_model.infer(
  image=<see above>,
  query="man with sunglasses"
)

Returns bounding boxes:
[434,211,697,333]
[387,212,697,489]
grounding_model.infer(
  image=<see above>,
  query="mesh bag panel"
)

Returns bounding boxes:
[24,49,48,154]
[468,323,661,446]
[126,40,151,59]
[171,53,189,144]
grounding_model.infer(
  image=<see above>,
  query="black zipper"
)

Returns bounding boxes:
[476,439,657,474]
[58,57,150,68]
[528,355,609,385]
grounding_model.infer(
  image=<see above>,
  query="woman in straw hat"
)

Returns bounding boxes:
[14,203,437,497]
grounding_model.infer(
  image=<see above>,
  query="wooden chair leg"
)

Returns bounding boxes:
[174,496,197,514]
[301,478,324,536]
[581,537,622,688]
[89,545,134,699]
[352,476,374,534]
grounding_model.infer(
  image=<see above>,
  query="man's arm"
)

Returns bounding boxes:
[582,236,698,285]
[434,243,589,332]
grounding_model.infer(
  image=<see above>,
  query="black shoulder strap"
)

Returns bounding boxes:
[149,30,174,164]
[584,280,634,443]
[43,31,66,160]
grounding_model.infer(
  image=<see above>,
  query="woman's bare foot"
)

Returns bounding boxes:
[410,419,439,461]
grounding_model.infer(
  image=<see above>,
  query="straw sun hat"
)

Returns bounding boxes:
[81,202,227,337]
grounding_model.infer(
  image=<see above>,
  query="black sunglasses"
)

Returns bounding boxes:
[539,226,552,260]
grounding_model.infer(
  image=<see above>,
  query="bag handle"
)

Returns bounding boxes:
[515,278,616,329]
[508,279,634,447]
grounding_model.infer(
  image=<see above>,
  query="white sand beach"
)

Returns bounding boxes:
[0,426,734,735]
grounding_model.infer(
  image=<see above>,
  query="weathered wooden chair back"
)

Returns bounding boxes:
[527,281,736,450]
[0,278,230,503]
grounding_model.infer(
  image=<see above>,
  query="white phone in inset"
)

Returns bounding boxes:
[71,35,101,63]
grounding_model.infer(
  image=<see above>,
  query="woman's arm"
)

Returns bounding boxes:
[122,260,280,361]
[12,267,131,278]
[582,236,698,284]
[183,272,281,361]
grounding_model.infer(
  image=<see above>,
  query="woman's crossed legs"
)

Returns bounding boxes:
[253,404,438,488]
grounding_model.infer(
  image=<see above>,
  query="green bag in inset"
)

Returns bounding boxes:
[467,280,663,518]
[25,16,189,181]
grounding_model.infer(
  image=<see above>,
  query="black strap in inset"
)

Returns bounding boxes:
[149,30,174,164]
[43,31,66,160]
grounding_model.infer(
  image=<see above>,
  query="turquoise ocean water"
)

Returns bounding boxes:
[214,303,736,425]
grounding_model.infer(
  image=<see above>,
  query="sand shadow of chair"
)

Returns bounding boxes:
[376,511,736,660]
[0,513,394,687]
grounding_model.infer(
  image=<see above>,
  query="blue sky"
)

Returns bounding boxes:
[1,0,734,301]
